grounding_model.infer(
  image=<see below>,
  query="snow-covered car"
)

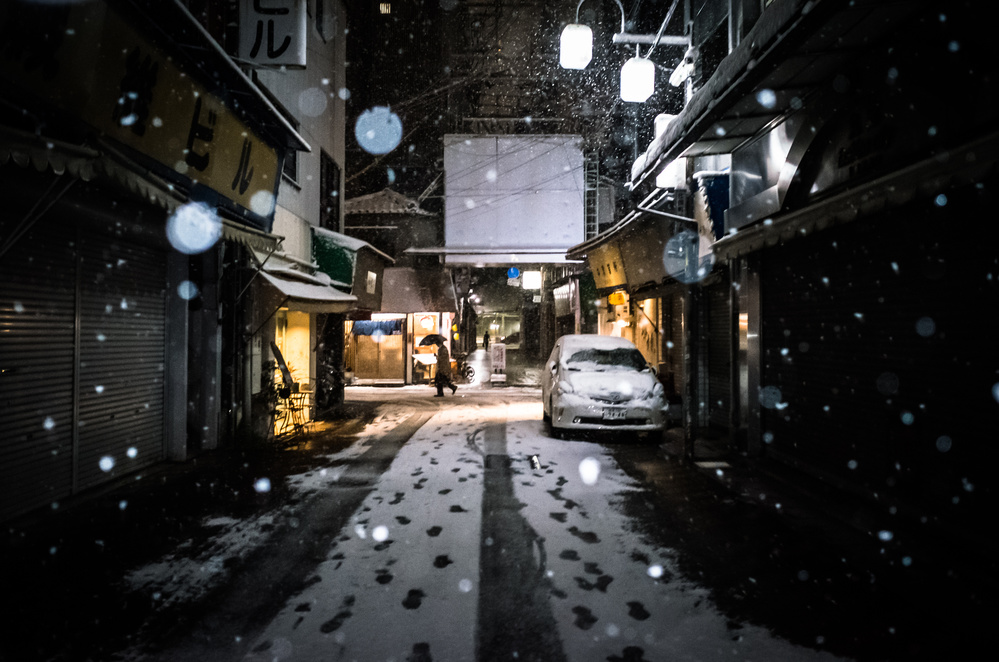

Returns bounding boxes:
[541,334,666,438]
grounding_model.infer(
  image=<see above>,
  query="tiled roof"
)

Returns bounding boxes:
[344,188,436,216]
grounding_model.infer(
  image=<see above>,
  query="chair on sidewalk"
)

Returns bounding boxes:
[271,342,310,438]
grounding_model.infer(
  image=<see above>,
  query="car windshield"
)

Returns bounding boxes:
[564,347,648,372]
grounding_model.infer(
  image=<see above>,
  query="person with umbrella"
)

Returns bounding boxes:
[434,338,457,397]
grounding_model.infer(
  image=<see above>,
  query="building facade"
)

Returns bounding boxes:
[0,0,393,521]
[0,0,308,520]
[569,0,997,542]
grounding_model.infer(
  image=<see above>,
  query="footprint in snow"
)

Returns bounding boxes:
[449,505,468,513]
[559,549,580,561]
[567,526,600,544]
[607,646,651,662]
[319,610,352,633]
[427,526,443,537]
[571,605,598,630]
[376,569,393,585]
[433,554,453,568]
[549,512,567,523]
[407,642,433,662]
[627,601,651,621]
[402,589,425,610]
[389,492,405,505]
[574,575,613,592]
[396,516,411,525]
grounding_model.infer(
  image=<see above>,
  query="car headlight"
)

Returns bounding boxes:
[558,380,573,394]
[653,382,664,398]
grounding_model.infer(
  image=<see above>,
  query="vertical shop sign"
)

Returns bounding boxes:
[239,0,307,68]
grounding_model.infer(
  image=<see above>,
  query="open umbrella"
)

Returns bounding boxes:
[419,334,447,346]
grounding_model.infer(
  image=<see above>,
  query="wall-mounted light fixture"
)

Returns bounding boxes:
[560,0,687,104]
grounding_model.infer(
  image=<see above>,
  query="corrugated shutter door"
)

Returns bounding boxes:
[0,225,77,520]
[76,235,166,491]
[759,181,998,528]
[707,282,730,429]
[665,294,684,389]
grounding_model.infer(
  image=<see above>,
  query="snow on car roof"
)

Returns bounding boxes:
[558,334,638,350]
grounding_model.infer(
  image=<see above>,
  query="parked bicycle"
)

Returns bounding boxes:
[453,352,475,382]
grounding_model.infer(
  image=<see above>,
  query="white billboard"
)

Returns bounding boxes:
[443,135,585,264]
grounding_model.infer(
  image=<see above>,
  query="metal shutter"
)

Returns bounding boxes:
[759,184,998,528]
[76,234,166,491]
[706,282,731,429]
[0,224,77,520]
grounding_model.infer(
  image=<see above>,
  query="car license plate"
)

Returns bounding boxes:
[603,408,627,420]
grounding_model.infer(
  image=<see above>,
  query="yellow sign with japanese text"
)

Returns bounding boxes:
[588,241,628,290]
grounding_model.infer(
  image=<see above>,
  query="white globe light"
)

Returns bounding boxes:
[620,56,655,103]
[560,23,593,69]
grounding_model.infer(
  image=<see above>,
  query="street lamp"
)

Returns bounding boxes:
[620,48,655,102]
[559,0,686,104]
[559,0,624,70]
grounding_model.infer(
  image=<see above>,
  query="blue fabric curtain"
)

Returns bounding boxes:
[352,319,403,336]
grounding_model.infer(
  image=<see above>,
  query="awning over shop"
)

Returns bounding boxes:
[258,270,356,314]
[222,219,282,253]
[380,267,456,313]
[631,0,922,187]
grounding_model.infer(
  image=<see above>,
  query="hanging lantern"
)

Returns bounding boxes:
[620,56,655,103]
[560,23,593,69]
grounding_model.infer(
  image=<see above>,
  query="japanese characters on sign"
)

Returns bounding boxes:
[0,1,281,217]
[239,0,308,68]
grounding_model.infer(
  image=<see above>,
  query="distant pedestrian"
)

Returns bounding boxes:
[434,340,457,397]
[483,331,490,350]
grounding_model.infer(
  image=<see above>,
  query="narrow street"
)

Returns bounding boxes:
[3,384,992,662]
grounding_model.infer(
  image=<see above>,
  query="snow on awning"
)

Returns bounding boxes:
[258,270,356,314]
